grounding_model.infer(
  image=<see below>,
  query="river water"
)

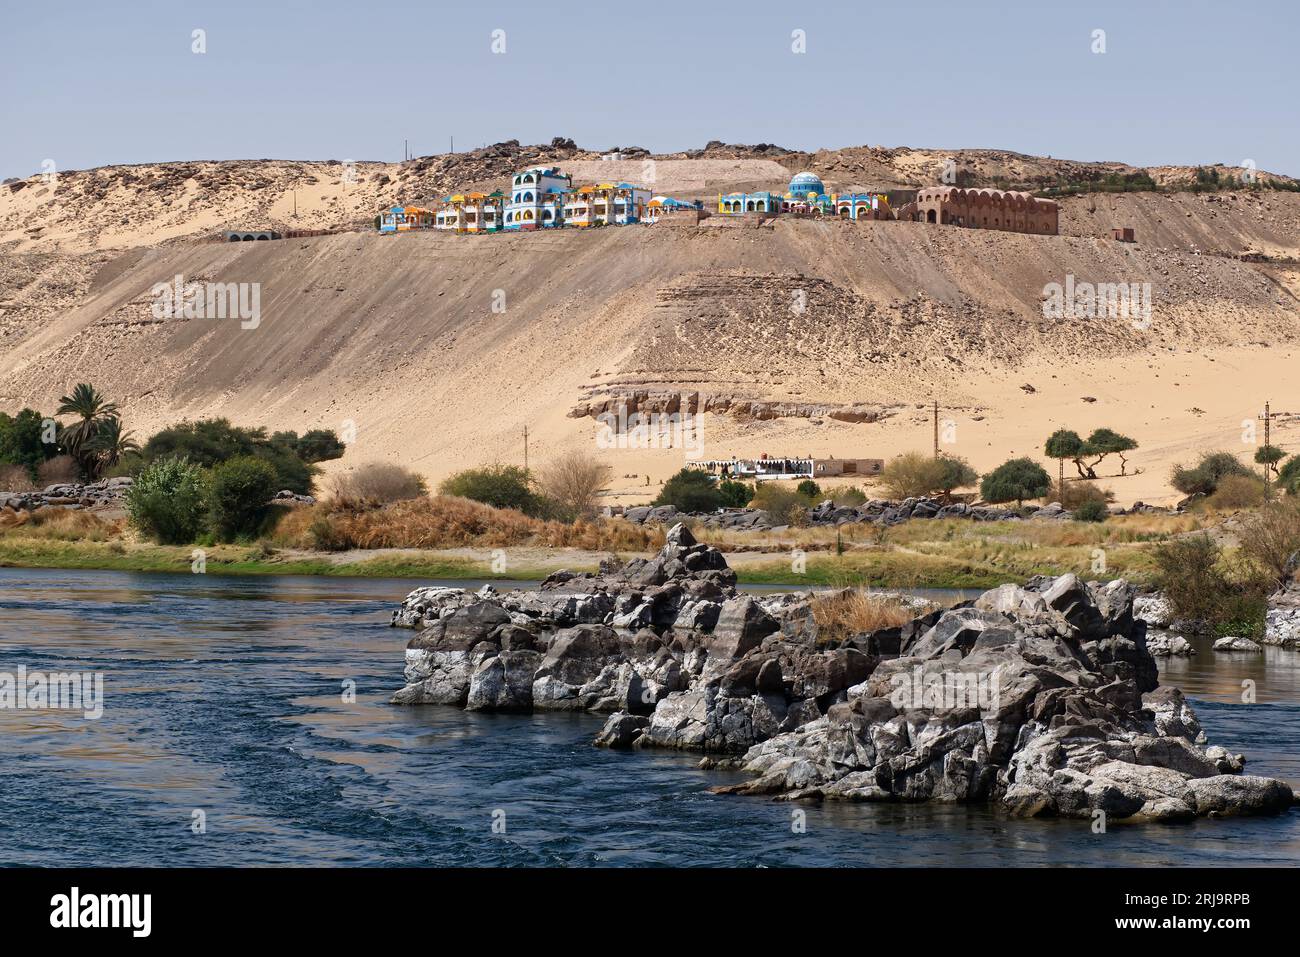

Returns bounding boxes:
[0,567,1296,867]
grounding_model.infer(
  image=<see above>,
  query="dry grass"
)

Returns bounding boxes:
[272,495,663,552]
[0,464,37,492]
[326,462,427,508]
[0,507,122,542]
[37,455,80,485]
[810,588,933,644]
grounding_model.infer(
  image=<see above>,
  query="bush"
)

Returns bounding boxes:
[139,418,318,494]
[980,457,1051,506]
[0,463,37,492]
[1170,451,1251,497]
[126,457,209,544]
[37,455,80,485]
[1277,455,1300,496]
[536,451,612,522]
[810,589,933,644]
[1047,479,1114,510]
[1151,533,1272,638]
[0,408,59,477]
[880,452,947,499]
[439,465,539,514]
[293,429,347,464]
[1208,474,1268,509]
[328,463,428,510]
[653,468,722,513]
[750,483,807,526]
[796,479,822,501]
[831,485,867,507]
[1236,501,1300,585]
[209,456,280,541]
[935,455,979,498]
[718,479,754,508]
[1073,499,1109,523]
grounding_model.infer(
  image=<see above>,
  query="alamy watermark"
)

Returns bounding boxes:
[151,273,261,329]
[1042,274,1151,329]
[596,401,704,457]
[889,666,1001,711]
[0,666,103,719]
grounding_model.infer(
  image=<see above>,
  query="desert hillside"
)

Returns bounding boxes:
[2,142,1298,506]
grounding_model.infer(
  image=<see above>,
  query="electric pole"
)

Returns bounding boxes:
[932,400,939,458]
[523,425,529,473]
[1262,401,1273,501]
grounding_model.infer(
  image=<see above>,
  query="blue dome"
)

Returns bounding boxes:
[789,171,825,196]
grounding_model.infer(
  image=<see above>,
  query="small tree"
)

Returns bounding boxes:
[1085,428,1139,476]
[1044,428,1085,487]
[210,456,280,541]
[935,455,978,500]
[653,468,722,513]
[295,429,347,464]
[879,451,946,499]
[751,482,807,526]
[718,479,754,508]
[536,450,612,522]
[1255,444,1286,480]
[980,457,1051,507]
[796,479,822,501]
[126,457,209,544]
[328,463,427,509]
[1280,455,1300,496]
[1236,501,1300,586]
[439,465,539,514]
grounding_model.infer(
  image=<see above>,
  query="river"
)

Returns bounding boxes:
[1,567,1296,866]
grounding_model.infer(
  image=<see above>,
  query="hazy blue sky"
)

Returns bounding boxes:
[3,0,1296,180]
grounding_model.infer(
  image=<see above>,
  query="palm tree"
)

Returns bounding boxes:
[87,416,139,477]
[56,383,119,476]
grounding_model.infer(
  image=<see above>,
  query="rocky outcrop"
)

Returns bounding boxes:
[1213,636,1264,653]
[0,476,132,512]
[388,528,1293,823]
[1264,581,1300,648]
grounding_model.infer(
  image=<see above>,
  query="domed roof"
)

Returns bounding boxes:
[789,171,825,193]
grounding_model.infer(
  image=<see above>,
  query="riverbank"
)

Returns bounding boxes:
[0,512,1202,586]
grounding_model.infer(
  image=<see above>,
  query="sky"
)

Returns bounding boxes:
[2,0,1297,180]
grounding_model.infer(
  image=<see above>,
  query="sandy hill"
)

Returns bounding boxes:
[2,142,1299,506]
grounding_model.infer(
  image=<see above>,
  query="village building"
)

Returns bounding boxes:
[835,192,891,220]
[717,190,781,214]
[645,196,703,223]
[697,455,885,481]
[901,187,1058,235]
[435,193,504,232]
[564,183,651,226]
[505,166,571,230]
[378,206,434,233]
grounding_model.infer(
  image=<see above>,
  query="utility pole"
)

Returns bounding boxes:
[523,425,529,473]
[450,135,454,155]
[932,400,939,458]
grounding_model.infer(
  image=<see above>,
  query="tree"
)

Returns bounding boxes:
[86,417,139,477]
[653,468,722,513]
[1255,444,1286,480]
[751,483,807,526]
[1236,501,1300,586]
[294,429,347,464]
[209,456,280,541]
[439,465,539,514]
[0,408,59,477]
[536,451,612,522]
[980,457,1051,507]
[1085,428,1139,476]
[796,479,822,501]
[56,384,120,478]
[140,418,317,493]
[126,457,209,544]
[1044,428,1086,487]
[879,451,947,499]
[935,455,978,500]
[1280,455,1300,496]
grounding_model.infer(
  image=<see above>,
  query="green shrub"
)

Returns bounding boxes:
[126,457,209,544]
[653,468,722,513]
[439,465,539,514]
[209,456,280,541]
[980,458,1051,506]
[718,479,754,508]
[1170,451,1251,497]
[1073,499,1109,523]
[1208,474,1268,509]
[1151,533,1272,639]
[796,479,822,501]
[880,451,946,499]
[832,485,868,507]
[1278,455,1300,496]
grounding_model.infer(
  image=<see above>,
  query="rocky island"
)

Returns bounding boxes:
[390,524,1294,823]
